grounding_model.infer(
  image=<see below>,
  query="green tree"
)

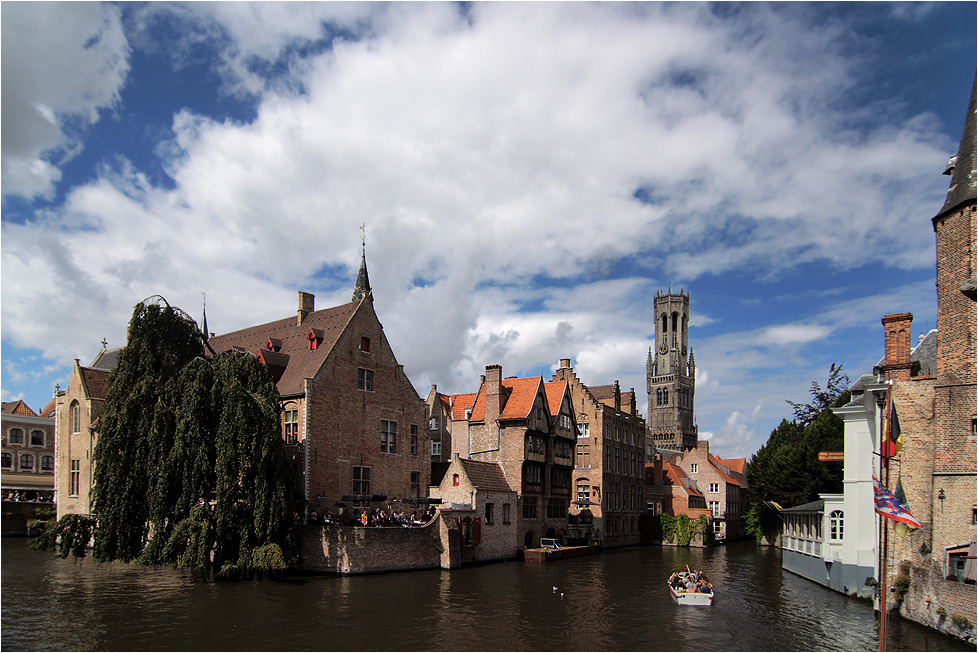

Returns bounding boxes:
[743,365,849,543]
[44,296,303,576]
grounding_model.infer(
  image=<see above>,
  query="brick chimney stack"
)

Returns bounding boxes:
[880,312,914,381]
[298,291,315,325]
[485,365,503,424]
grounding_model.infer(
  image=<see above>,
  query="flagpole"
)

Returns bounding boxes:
[878,384,892,652]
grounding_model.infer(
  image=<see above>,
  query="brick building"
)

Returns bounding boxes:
[2,400,56,502]
[207,252,429,517]
[551,359,646,547]
[882,79,977,639]
[424,385,454,465]
[647,442,746,540]
[53,348,116,520]
[647,290,698,451]
[447,364,576,548]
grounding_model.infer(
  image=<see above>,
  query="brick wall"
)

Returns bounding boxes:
[302,519,444,574]
[934,204,976,384]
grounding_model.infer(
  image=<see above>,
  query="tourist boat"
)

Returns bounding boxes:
[668,570,714,606]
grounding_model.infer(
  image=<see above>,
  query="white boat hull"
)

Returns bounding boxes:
[669,583,714,606]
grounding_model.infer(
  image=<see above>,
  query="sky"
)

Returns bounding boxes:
[1,2,975,460]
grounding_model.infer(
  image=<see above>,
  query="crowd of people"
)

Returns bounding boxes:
[307,506,436,527]
[669,568,713,594]
[3,490,53,503]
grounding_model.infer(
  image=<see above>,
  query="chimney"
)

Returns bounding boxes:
[881,313,914,382]
[298,291,315,325]
[614,380,621,411]
[485,365,503,424]
[559,358,571,369]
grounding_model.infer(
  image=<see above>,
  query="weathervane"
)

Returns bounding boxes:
[360,223,367,253]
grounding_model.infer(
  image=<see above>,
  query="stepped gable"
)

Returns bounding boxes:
[1,400,36,416]
[459,458,513,492]
[207,300,359,395]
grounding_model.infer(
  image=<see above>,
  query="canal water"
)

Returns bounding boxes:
[1,538,970,651]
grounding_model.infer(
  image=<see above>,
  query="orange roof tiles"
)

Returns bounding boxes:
[543,381,567,417]
[460,458,513,493]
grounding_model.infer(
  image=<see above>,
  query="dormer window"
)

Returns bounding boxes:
[308,328,324,351]
[360,337,371,353]
[266,338,282,352]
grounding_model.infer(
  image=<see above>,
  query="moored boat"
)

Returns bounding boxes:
[668,569,714,606]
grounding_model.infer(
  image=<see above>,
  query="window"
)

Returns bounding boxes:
[71,402,81,434]
[527,435,545,454]
[432,441,442,457]
[560,414,572,430]
[284,408,299,445]
[411,471,421,497]
[429,416,439,431]
[485,502,494,524]
[1,452,12,469]
[353,466,370,494]
[522,498,538,519]
[578,423,590,438]
[19,453,34,471]
[381,420,396,453]
[709,501,721,517]
[357,368,373,391]
[453,474,460,487]
[41,455,54,472]
[577,483,590,506]
[829,511,844,541]
[690,463,698,473]
[552,467,570,489]
[8,428,23,445]
[615,427,620,441]
[576,443,590,468]
[524,464,543,485]
[360,337,371,352]
[30,430,44,446]
[70,459,80,497]
[546,498,566,518]
[502,503,511,523]
[411,435,418,456]
[555,440,571,458]
[709,483,719,493]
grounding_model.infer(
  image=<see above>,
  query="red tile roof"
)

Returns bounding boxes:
[80,367,111,401]
[206,300,359,395]
[1,400,36,416]
[460,458,513,493]
[543,381,568,417]
[499,377,541,420]
[450,393,477,420]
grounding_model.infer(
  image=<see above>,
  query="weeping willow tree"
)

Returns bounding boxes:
[63,296,303,576]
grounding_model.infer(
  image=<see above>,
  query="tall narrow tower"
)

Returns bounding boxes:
[647,290,697,451]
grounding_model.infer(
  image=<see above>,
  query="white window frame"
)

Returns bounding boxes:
[431,441,442,457]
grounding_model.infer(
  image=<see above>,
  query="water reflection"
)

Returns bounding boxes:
[2,538,970,652]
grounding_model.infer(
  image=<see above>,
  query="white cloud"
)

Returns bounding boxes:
[1,2,130,199]
[0,3,962,456]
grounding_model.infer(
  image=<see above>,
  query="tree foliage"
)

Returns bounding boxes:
[85,296,302,576]
[744,364,849,543]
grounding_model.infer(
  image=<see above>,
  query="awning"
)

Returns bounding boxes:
[965,537,977,582]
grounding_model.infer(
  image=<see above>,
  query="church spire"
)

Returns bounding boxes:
[935,77,976,222]
[352,224,372,302]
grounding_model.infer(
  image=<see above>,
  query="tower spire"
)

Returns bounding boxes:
[352,224,372,302]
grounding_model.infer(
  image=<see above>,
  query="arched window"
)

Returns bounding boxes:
[30,430,45,446]
[70,401,81,434]
[41,455,54,471]
[663,389,669,405]
[19,453,35,471]
[829,510,844,540]
[656,389,662,406]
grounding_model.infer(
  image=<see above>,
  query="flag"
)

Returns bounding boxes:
[873,476,921,528]
[881,387,903,458]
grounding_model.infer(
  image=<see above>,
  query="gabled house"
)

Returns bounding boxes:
[206,253,428,516]
[645,452,711,525]
[448,364,577,548]
[551,359,647,546]
[2,400,56,503]
[431,454,519,563]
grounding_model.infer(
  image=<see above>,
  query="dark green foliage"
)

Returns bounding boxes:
[659,513,705,547]
[744,365,849,543]
[29,514,96,559]
[84,296,302,577]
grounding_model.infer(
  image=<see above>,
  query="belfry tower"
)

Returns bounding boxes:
[647,290,697,451]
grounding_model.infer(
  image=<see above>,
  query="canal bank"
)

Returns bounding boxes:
[3,538,971,651]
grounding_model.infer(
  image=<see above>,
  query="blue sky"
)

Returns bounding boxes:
[2,2,974,459]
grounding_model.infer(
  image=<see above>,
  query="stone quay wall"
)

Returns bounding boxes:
[900,560,976,644]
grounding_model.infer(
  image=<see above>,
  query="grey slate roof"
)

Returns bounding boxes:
[459,458,514,493]
[935,78,977,221]
[780,499,824,513]
[90,347,122,371]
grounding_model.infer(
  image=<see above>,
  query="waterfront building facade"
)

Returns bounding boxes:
[448,364,576,548]
[2,400,56,502]
[644,451,711,524]
[54,349,116,520]
[647,290,698,451]
[551,359,646,547]
[424,386,454,464]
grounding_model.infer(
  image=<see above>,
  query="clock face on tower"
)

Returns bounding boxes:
[658,342,667,355]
